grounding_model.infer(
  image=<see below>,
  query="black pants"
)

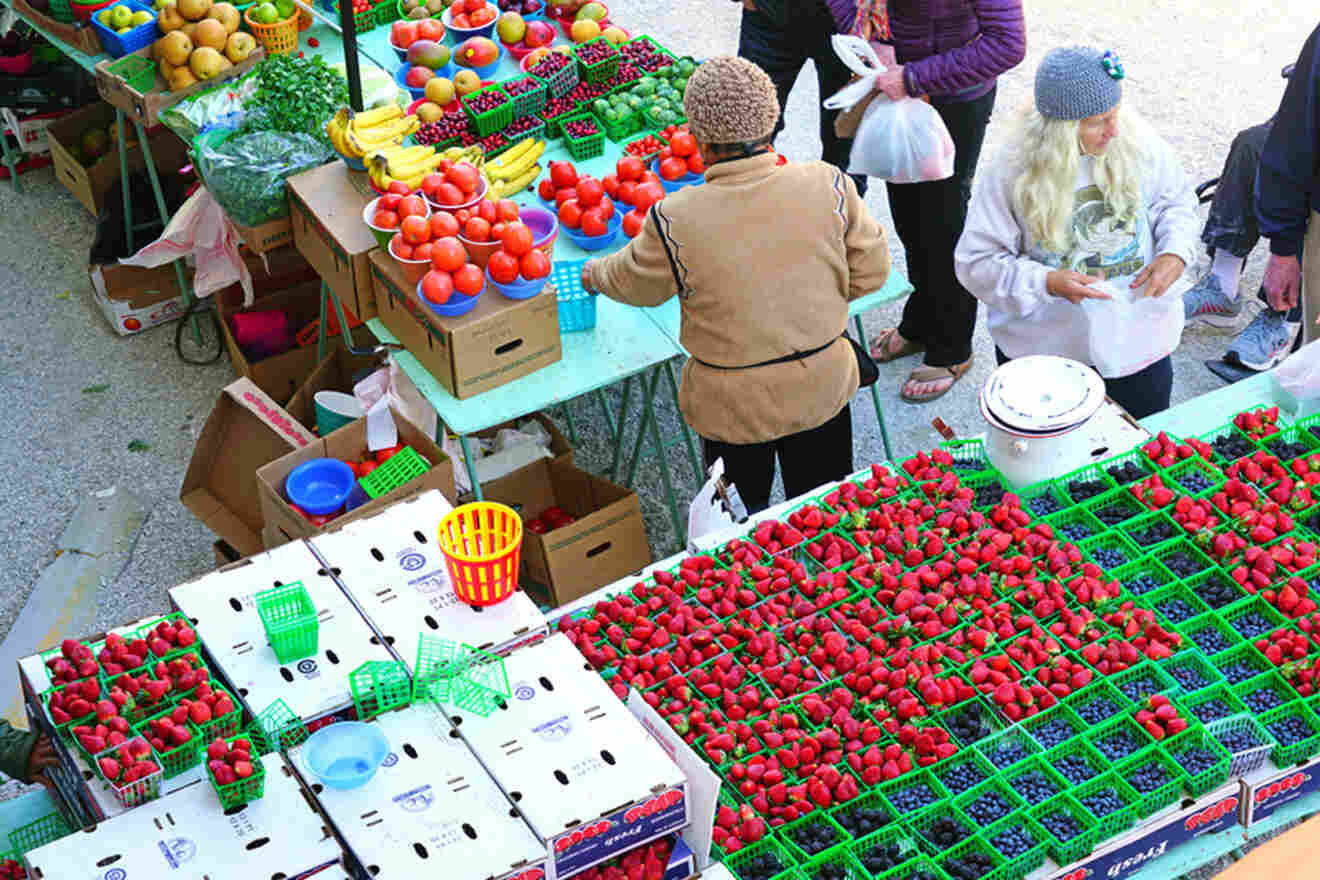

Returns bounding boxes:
[995,348,1173,420]
[738,1,867,197]
[892,87,996,367]
[1203,120,1304,322]
[703,405,854,515]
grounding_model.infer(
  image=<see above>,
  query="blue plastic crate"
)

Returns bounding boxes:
[90,0,159,58]
[550,259,598,332]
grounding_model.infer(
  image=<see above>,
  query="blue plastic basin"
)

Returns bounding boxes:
[285,458,355,516]
[304,722,389,790]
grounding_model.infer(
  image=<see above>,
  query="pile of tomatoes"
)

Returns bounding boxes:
[488,221,553,285]
[602,155,667,238]
[421,162,484,210]
[526,505,577,534]
[370,192,426,231]
[656,130,703,181]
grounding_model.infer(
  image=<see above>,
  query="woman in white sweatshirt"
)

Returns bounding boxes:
[954,46,1200,418]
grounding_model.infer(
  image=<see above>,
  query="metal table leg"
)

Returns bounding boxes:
[662,358,702,484]
[117,112,133,254]
[1,113,21,193]
[607,375,633,480]
[459,434,483,501]
[853,314,894,461]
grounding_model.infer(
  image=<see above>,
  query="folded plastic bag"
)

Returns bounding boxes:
[1080,278,1185,378]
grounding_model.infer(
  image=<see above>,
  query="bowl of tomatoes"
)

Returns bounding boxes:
[561,205,621,251]
[418,273,483,317]
[364,194,430,248]
[442,0,498,41]
[422,161,488,213]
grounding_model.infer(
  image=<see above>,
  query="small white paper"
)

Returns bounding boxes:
[365,395,398,451]
[688,458,738,545]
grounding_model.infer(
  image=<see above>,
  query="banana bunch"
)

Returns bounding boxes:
[438,144,486,169]
[366,144,441,192]
[483,138,546,199]
[325,105,419,161]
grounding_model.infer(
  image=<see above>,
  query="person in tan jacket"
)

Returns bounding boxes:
[582,57,892,513]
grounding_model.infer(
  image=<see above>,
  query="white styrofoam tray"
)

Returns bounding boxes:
[168,540,395,723]
[25,754,341,880]
[308,491,547,661]
[288,703,547,880]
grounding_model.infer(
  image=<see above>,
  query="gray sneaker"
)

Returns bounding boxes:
[1225,308,1300,372]
[1183,274,1243,328]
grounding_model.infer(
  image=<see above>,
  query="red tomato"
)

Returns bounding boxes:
[420,270,454,304]
[431,237,466,273]
[463,217,492,242]
[344,460,361,477]
[489,251,521,284]
[401,215,431,245]
[387,180,412,196]
[597,198,615,221]
[429,212,460,238]
[477,199,497,224]
[435,182,466,206]
[490,221,507,242]
[616,180,638,206]
[616,156,645,182]
[520,250,551,280]
[575,177,604,207]
[623,209,645,238]
[375,444,404,463]
[669,132,697,158]
[416,17,443,40]
[580,208,607,238]
[380,193,403,211]
[453,263,485,296]
[412,242,434,262]
[602,174,619,199]
[537,178,557,200]
[549,160,578,189]
[398,195,427,218]
[657,146,673,162]
[455,208,473,225]
[659,157,688,181]
[555,186,577,209]
[357,460,379,477]
[391,235,415,260]
[687,153,706,174]
[446,163,481,195]
[496,199,520,222]
[420,173,444,196]
[372,210,399,229]
[558,199,583,229]
[501,221,534,257]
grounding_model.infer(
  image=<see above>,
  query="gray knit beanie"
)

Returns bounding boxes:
[684,57,780,144]
[1035,46,1124,120]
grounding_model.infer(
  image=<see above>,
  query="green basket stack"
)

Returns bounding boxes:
[7,811,72,857]
[133,707,203,779]
[350,660,412,720]
[255,582,319,663]
[559,113,605,161]
[359,447,430,499]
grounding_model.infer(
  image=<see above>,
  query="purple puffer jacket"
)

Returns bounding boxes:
[826,0,1026,102]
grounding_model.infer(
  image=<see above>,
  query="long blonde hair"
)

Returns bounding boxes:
[1011,104,1150,254]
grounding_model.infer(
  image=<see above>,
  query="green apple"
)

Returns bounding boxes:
[575,1,605,21]
[251,1,277,22]
[109,4,134,27]
[98,8,113,24]
[273,0,295,18]
[129,10,153,24]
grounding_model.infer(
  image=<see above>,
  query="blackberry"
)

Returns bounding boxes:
[918,816,971,851]
[942,850,996,880]
[1079,787,1125,816]
[1307,511,1320,535]
[1176,471,1215,494]
[1068,479,1109,502]
[1029,494,1065,517]
[1189,627,1233,655]
[1130,521,1177,547]
[1092,730,1142,762]
[946,705,996,745]
[1060,522,1095,542]
[1191,699,1233,723]
[1212,433,1254,461]
[910,872,942,880]
[788,819,840,856]
[1013,771,1062,804]
[1310,425,1320,446]
[734,850,789,880]
[857,841,909,876]
[1270,440,1311,462]
[954,459,988,473]
[887,781,939,813]
[812,861,850,880]
[1267,716,1315,745]
[1030,718,1076,749]
[1230,612,1275,639]
[1039,811,1084,841]
[1074,696,1121,726]
[1242,688,1285,713]
[1106,461,1149,485]
[1155,598,1197,624]
[938,761,988,795]
[834,804,891,839]
[974,483,1007,509]
[1195,576,1242,609]
[1221,660,1260,685]
[990,824,1037,859]
[963,790,1015,824]
[1164,551,1207,578]
[1125,573,1161,595]
[1168,664,1213,691]
[984,742,1031,769]
[1090,547,1129,569]
[1127,761,1174,793]
[1052,753,1099,785]
[1116,675,1162,703]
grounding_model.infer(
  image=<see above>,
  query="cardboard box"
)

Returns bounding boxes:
[94,44,266,128]
[458,412,576,498]
[256,407,455,545]
[216,281,340,406]
[448,634,689,880]
[10,0,100,55]
[483,459,651,607]
[0,107,63,156]
[287,703,547,880]
[168,540,396,726]
[47,102,188,216]
[370,248,562,399]
[89,262,187,336]
[181,378,316,558]
[1216,813,1320,880]
[235,216,294,255]
[286,347,385,435]
[25,754,341,880]
[309,490,547,659]
[1241,754,1320,825]
[1047,782,1243,880]
[288,162,380,322]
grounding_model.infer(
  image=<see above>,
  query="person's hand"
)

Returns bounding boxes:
[869,41,897,69]
[1263,253,1302,312]
[24,733,57,784]
[581,260,596,293]
[1130,253,1186,298]
[1046,269,1108,305]
[731,0,755,9]
[874,66,907,101]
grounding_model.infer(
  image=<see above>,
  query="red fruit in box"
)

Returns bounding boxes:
[98,757,120,779]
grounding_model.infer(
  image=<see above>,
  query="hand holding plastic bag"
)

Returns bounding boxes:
[823,35,956,183]
[1080,278,1184,378]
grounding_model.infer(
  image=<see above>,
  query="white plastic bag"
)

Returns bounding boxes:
[1080,278,1184,378]
[823,35,956,183]
[1276,340,1320,402]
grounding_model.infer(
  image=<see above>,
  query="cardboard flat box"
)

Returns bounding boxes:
[1240,754,1320,825]
[448,634,689,880]
[287,162,380,322]
[370,248,562,400]
[89,262,187,336]
[309,490,547,659]
[483,459,651,607]
[94,44,265,128]
[25,754,340,880]
[235,216,294,255]
[286,347,384,435]
[181,378,316,558]
[1216,812,1320,880]
[287,703,547,880]
[47,102,187,216]
[168,540,395,726]
[256,407,455,545]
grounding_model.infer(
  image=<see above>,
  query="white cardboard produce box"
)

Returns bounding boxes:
[310,490,548,660]
[169,540,395,725]
[288,703,548,880]
[448,634,689,879]
[25,754,342,879]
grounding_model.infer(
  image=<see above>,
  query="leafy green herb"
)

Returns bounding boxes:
[127,440,152,452]
[82,383,110,393]
[242,53,348,143]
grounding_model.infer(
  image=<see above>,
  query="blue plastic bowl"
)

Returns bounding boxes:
[390,41,408,65]
[562,208,622,251]
[442,3,497,41]
[304,722,389,790]
[651,157,704,193]
[418,278,483,317]
[487,266,547,300]
[286,459,356,515]
[394,62,454,101]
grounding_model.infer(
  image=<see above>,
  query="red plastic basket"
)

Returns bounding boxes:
[437,502,522,606]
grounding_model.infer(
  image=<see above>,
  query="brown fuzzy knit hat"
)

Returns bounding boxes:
[683,57,780,144]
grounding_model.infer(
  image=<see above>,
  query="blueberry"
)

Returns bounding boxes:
[1192,698,1234,723]
[1106,461,1149,485]
[1039,811,1083,841]
[964,790,1014,824]
[1270,440,1310,462]
[984,742,1030,769]
[1168,663,1213,691]
[1194,577,1241,609]
[1014,770,1061,804]
[888,782,938,813]
[974,483,1007,509]
[1068,479,1108,502]
[789,820,840,855]
[1052,753,1099,785]
[990,824,1036,859]
[1074,696,1121,726]
[1060,522,1095,542]
[1126,573,1162,595]
[939,761,988,795]
[918,816,971,851]
[1190,627,1233,654]
[910,871,942,880]
[812,862,850,880]
[1091,547,1129,569]
[1176,471,1215,494]
[1220,660,1260,685]
[736,851,789,880]
[1230,612,1276,639]
[835,804,891,839]
[942,850,996,880]
[1030,494,1065,516]
[1079,787,1125,816]
[1165,551,1208,578]
[1242,688,1286,713]
[1216,728,1266,753]
[1212,433,1254,462]
[1127,761,1174,793]
[1175,747,1220,777]
[1155,598,1197,623]
[1094,731,1142,761]
[1130,521,1177,547]
[1309,425,1320,445]
[1030,718,1076,749]
[954,458,987,473]
[1267,716,1315,745]
[858,841,909,875]
[1117,675,1162,702]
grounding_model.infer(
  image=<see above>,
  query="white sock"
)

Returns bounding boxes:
[1210,251,1245,299]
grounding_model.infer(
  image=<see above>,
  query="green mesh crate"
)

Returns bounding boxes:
[1220,596,1290,643]
[1028,794,1100,866]
[800,843,869,880]
[1078,530,1142,575]
[107,54,155,93]
[974,726,1042,772]
[1084,490,1148,530]
[1109,661,1180,707]
[414,634,468,703]
[1213,641,1275,687]
[250,698,307,754]
[350,660,411,720]
[41,681,97,740]
[1260,701,1320,765]
[1149,539,1218,584]
[1022,704,1087,751]
[1206,714,1277,777]
[1042,507,1106,545]
[878,769,950,818]
[503,76,549,118]
[778,811,849,863]
[1160,725,1232,796]
[961,471,1009,512]
[1196,423,1260,466]
[193,684,243,740]
[135,611,197,661]
[1232,670,1296,716]
[1001,756,1070,807]
[875,854,950,880]
[931,748,998,796]
[1044,739,1109,787]
[254,583,318,663]
[1162,457,1227,497]
[939,835,1005,880]
[1182,567,1252,612]
[1260,425,1320,463]
[941,438,994,476]
[830,789,894,841]
[1086,714,1155,764]
[6,811,72,856]
[908,804,977,856]
[1100,448,1158,486]
[358,447,430,499]
[132,709,202,779]
[1063,679,1128,727]
[461,84,515,138]
[1178,611,1244,658]
[559,113,605,161]
[847,823,922,878]
[1147,582,1213,630]
[453,646,511,716]
[1180,683,1251,726]
[1018,481,1071,519]
[573,36,621,82]
[1072,772,1140,841]
[954,778,1025,827]
[1109,556,1178,600]
[206,737,266,808]
[1160,647,1225,695]
[726,838,798,880]
[937,697,1002,748]
[1120,510,1185,554]
[1115,749,1184,817]
[982,811,1049,879]
[1058,463,1120,505]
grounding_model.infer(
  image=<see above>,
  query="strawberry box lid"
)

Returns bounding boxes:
[445,635,687,850]
[168,540,394,724]
[309,490,547,660]
[287,702,547,880]
[24,753,339,880]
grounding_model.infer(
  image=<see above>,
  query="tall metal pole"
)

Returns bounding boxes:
[337,0,364,111]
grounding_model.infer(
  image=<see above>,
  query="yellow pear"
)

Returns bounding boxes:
[188,45,224,79]
[158,4,185,30]
[167,65,198,90]
[224,31,255,63]
[181,20,198,39]
[206,1,239,32]
[177,0,210,21]
[193,17,226,49]
[157,57,175,80]
[159,29,192,65]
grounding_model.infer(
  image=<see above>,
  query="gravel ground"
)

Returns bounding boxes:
[0,1,1317,860]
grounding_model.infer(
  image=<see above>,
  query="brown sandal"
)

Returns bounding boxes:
[870,328,924,363]
[900,358,974,403]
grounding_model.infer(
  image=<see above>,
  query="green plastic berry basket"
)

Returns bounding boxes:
[1260,425,1320,463]
[1220,596,1290,643]
[1085,714,1156,765]
[1000,756,1070,807]
[961,471,1011,513]
[954,777,1026,827]
[1206,713,1277,777]
[462,83,515,138]
[829,789,894,842]
[205,738,266,808]
[94,736,162,809]
[726,838,798,880]
[249,698,308,754]
[358,447,430,499]
[192,683,243,740]
[1057,463,1120,505]
[778,811,849,863]
[334,0,377,32]
[936,696,1003,749]
[1259,701,1320,765]
[1159,647,1226,695]
[1072,772,1141,841]
[1063,679,1128,726]
[134,611,198,662]
[877,769,950,819]
[1115,749,1185,817]
[875,854,951,880]
[1195,423,1261,466]
[846,823,922,878]
[1232,670,1296,714]
[1160,725,1232,796]
[1146,582,1213,630]
[1162,456,1228,497]
[1178,683,1250,726]
[800,843,869,880]
[349,660,412,720]
[254,583,319,664]
[573,36,621,83]
[1084,489,1148,529]
[559,113,606,161]
[1028,794,1100,866]
[940,437,994,475]
[1109,661,1180,707]
[106,54,156,93]
[1148,539,1219,584]
[41,682,97,741]
[1041,506,1106,545]
[931,747,998,797]
[1043,739,1109,787]
[1022,704,1088,752]
[1211,641,1275,686]
[1099,448,1159,486]
[974,725,1042,773]
[939,835,1006,880]
[452,645,511,716]
[981,812,1050,879]
[1177,611,1244,658]
[413,634,470,703]
[1183,565,1252,611]
[1120,510,1185,554]
[908,803,977,856]
[132,708,202,779]
[6,811,72,856]
[1018,480,1072,519]
[504,75,548,118]
[1078,530,1142,574]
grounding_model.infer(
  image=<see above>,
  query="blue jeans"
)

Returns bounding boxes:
[995,348,1173,420]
